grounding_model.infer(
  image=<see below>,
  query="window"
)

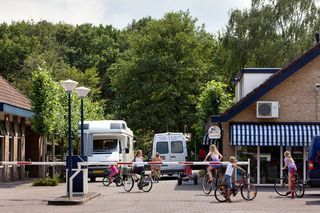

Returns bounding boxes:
[93,139,118,154]
[110,123,126,129]
[171,141,183,153]
[0,138,3,160]
[127,136,131,150]
[156,142,169,154]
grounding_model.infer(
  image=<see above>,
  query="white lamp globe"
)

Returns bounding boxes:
[60,79,78,93]
[75,87,90,98]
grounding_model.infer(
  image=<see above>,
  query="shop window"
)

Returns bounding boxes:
[260,146,280,184]
[236,146,257,184]
[291,147,304,178]
[0,121,6,136]
[9,138,13,161]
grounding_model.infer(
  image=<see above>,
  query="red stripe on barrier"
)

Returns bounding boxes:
[147,162,163,165]
[179,162,194,165]
[209,162,221,165]
[117,162,133,165]
[17,162,32,165]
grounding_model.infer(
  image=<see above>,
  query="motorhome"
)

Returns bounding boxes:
[82,120,134,182]
[152,132,188,175]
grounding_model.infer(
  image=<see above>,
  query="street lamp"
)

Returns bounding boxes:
[60,79,78,198]
[75,86,90,156]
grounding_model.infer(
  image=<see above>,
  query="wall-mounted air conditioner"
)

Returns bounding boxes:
[256,101,279,118]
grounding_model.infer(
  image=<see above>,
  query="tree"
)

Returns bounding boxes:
[194,80,234,141]
[109,11,217,143]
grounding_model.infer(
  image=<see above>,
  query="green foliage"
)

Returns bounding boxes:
[109,11,217,138]
[220,0,319,84]
[32,177,59,186]
[195,80,234,139]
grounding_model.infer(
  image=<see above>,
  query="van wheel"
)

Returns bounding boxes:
[178,178,182,185]
[90,177,96,182]
[193,176,198,185]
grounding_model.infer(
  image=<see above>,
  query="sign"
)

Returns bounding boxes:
[184,133,192,141]
[208,125,221,139]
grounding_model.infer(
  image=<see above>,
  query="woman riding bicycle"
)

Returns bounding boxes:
[282,151,297,196]
[132,150,144,182]
[204,144,223,182]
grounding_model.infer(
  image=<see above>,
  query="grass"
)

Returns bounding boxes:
[32,175,64,186]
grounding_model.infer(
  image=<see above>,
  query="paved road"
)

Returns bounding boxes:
[0,178,320,213]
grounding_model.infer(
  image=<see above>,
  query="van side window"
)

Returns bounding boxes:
[156,141,169,154]
[127,136,130,149]
[171,141,183,153]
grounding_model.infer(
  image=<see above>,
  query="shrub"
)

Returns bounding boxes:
[32,177,59,186]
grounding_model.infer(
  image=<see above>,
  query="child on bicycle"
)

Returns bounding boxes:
[132,150,144,182]
[109,164,119,179]
[151,152,162,182]
[224,156,246,203]
[282,151,297,196]
[204,144,223,182]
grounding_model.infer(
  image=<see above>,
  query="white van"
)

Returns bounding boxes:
[82,120,134,182]
[152,132,188,175]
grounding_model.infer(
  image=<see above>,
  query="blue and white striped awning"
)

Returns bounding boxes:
[231,123,320,146]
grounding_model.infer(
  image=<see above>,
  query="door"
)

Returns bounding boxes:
[169,134,185,172]
[156,140,170,171]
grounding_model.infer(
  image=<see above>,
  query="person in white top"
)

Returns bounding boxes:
[132,150,144,181]
[204,144,223,182]
[224,156,245,203]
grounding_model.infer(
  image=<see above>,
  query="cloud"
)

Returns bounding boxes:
[0,0,251,32]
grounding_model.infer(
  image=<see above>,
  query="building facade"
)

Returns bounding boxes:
[0,76,37,181]
[211,43,320,185]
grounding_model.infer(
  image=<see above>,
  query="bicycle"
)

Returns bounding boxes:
[274,169,305,198]
[214,172,257,202]
[202,169,221,195]
[102,173,123,187]
[123,166,153,192]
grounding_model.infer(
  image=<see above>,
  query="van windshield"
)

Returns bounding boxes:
[93,139,118,154]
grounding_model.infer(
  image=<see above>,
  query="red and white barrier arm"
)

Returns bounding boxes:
[0,160,249,167]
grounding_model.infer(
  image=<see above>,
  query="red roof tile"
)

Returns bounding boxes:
[0,75,31,110]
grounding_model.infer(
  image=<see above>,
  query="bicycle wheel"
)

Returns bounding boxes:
[123,175,134,192]
[274,177,288,196]
[102,176,111,186]
[214,184,227,202]
[202,174,215,195]
[141,175,153,192]
[295,178,305,198]
[241,183,257,201]
[115,176,123,187]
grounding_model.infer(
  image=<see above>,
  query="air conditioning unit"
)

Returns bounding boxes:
[256,101,279,118]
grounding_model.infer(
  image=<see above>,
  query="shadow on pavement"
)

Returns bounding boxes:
[0,179,34,188]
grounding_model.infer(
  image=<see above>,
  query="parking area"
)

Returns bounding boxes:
[1,177,320,213]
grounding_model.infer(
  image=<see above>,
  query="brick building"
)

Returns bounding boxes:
[0,76,42,182]
[211,43,320,185]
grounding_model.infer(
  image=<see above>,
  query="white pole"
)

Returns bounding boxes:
[247,158,251,184]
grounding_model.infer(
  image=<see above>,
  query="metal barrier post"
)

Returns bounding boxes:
[247,158,251,184]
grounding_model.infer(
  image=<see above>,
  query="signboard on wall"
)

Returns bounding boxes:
[208,125,221,139]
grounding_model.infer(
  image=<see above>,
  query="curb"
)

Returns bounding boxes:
[47,192,101,205]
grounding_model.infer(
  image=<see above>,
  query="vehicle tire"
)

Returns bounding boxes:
[115,176,123,187]
[123,176,134,192]
[274,177,288,196]
[240,183,257,201]
[214,184,227,202]
[193,175,198,185]
[102,176,111,186]
[90,177,96,182]
[295,179,305,198]
[177,177,182,186]
[141,175,153,192]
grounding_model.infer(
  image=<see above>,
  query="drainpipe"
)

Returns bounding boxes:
[316,84,320,120]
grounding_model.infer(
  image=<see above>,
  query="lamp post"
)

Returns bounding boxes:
[60,79,78,198]
[75,86,90,156]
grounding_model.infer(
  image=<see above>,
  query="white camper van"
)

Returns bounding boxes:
[152,132,188,175]
[82,120,134,182]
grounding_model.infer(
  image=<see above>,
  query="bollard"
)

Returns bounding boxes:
[291,168,295,199]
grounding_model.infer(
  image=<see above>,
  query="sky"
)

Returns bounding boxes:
[0,0,251,34]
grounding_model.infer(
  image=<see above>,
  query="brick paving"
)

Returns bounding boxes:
[0,178,320,213]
